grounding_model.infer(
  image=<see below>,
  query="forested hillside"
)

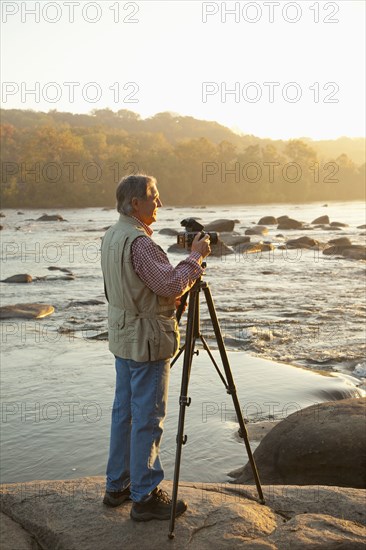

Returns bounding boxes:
[1,109,365,208]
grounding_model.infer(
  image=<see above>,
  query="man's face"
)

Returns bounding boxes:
[133,182,162,226]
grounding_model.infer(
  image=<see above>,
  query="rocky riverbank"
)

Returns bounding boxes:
[1,479,365,549]
[1,398,365,549]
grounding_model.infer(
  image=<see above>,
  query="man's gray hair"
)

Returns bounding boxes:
[116,174,157,215]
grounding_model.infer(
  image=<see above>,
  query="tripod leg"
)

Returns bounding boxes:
[169,286,199,538]
[202,285,265,505]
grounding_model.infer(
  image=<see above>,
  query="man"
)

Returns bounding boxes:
[101,174,211,521]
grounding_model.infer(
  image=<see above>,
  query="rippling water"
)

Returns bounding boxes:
[1,201,365,483]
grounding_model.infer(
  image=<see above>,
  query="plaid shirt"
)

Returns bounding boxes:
[130,216,204,298]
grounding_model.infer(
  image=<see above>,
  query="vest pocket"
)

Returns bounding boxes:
[155,318,179,360]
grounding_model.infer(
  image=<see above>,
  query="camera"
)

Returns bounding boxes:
[177,218,219,249]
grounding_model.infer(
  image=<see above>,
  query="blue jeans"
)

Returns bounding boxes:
[106,356,170,502]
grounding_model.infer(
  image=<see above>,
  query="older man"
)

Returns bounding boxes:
[101,174,210,521]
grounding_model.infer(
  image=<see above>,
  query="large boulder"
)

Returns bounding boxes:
[245,225,269,236]
[330,221,348,228]
[328,237,352,246]
[219,234,250,247]
[286,236,319,249]
[159,228,179,236]
[323,245,366,260]
[258,216,278,225]
[1,479,366,550]
[234,242,274,255]
[277,218,303,230]
[1,274,33,283]
[37,214,65,222]
[312,215,330,224]
[0,303,55,319]
[204,219,236,232]
[229,398,366,489]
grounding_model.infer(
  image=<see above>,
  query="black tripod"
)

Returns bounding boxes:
[168,270,265,539]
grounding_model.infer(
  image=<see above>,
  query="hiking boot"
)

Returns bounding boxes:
[103,486,131,507]
[130,487,187,522]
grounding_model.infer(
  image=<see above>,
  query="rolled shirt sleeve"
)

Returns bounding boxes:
[131,236,204,298]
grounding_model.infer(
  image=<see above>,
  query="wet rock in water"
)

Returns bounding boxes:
[357,224,366,229]
[0,225,3,231]
[229,398,366,488]
[37,214,66,222]
[17,211,24,215]
[204,219,236,232]
[328,237,352,246]
[1,274,33,283]
[47,266,73,274]
[245,225,269,236]
[312,215,330,224]
[330,221,349,227]
[168,239,234,257]
[234,242,274,254]
[277,218,303,230]
[286,236,320,249]
[85,331,109,340]
[101,207,114,211]
[159,228,179,236]
[323,245,366,260]
[219,233,250,246]
[0,303,55,319]
[342,246,366,260]
[210,239,234,256]
[85,226,111,232]
[0,212,5,217]
[258,216,278,225]
[66,300,105,307]
[44,275,75,281]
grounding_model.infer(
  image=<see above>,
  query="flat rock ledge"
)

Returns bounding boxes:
[1,479,365,549]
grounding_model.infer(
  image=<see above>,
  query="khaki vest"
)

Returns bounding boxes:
[101,214,180,362]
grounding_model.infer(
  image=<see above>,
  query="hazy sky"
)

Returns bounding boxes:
[1,0,365,140]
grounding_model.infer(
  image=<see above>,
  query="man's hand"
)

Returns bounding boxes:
[191,232,211,258]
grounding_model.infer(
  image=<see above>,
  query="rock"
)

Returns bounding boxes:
[234,242,274,254]
[357,224,366,229]
[330,221,348,228]
[47,267,74,274]
[66,300,105,307]
[168,239,234,257]
[0,225,3,230]
[17,211,24,215]
[0,513,34,550]
[37,214,65,222]
[159,228,179,236]
[277,218,303,230]
[230,398,366,488]
[258,216,278,225]
[0,212,5,217]
[84,226,111,232]
[204,219,236,232]
[1,274,33,283]
[1,479,366,550]
[0,303,54,319]
[323,245,366,260]
[328,237,352,246]
[342,246,366,261]
[286,236,319,249]
[219,234,250,247]
[245,226,269,236]
[312,215,330,224]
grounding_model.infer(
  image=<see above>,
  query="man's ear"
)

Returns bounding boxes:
[131,197,139,212]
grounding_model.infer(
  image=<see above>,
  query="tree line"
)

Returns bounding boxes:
[1,109,365,208]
